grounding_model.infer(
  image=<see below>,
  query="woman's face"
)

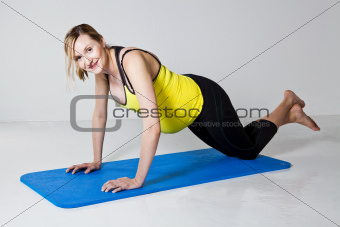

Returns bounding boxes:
[73,34,108,74]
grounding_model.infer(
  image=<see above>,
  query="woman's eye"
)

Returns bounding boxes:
[74,47,91,61]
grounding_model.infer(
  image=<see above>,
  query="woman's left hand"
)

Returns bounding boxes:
[102,177,142,193]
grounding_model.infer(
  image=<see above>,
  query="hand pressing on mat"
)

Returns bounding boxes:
[66,161,101,174]
[102,177,142,193]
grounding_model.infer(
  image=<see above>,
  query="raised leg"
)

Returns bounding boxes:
[256,90,320,131]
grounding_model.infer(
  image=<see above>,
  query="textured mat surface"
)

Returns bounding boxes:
[20,148,291,208]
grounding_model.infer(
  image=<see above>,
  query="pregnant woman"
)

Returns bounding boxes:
[64,24,320,193]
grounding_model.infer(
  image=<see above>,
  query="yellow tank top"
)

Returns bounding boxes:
[106,46,204,134]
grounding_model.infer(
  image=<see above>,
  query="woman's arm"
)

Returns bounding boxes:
[135,123,161,185]
[92,115,107,164]
[66,73,109,175]
[101,50,161,192]
[127,51,161,186]
[92,73,109,164]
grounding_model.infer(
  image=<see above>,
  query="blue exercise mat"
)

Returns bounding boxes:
[20,148,291,208]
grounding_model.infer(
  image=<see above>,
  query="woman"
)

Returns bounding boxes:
[64,24,320,193]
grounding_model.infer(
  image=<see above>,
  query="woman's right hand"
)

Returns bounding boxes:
[66,161,102,175]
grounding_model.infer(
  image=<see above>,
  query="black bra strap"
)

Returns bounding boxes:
[104,46,125,83]
[106,46,161,95]
[121,48,162,66]
[120,48,162,94]
[113,46,129,90]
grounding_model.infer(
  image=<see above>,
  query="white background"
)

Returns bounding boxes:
[1,1,340,227]
[1,0,339,122]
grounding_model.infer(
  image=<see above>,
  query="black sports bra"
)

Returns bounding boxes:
[104,46,162,105]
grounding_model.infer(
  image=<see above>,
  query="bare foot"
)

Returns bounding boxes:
[288,104,320,131]
[284,90,306,108]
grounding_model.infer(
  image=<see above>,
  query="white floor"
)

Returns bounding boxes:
[0,115,339,227]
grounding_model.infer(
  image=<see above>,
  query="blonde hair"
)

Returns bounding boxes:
[63,24,112,91]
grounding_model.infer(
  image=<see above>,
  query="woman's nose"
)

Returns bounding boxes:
[84,57,92,67]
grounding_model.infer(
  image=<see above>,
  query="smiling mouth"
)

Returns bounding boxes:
[90,61,98,69]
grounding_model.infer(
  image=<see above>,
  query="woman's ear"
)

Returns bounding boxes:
[100,37,106,48]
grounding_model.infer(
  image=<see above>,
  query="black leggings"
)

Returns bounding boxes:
[183,74,278,160]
